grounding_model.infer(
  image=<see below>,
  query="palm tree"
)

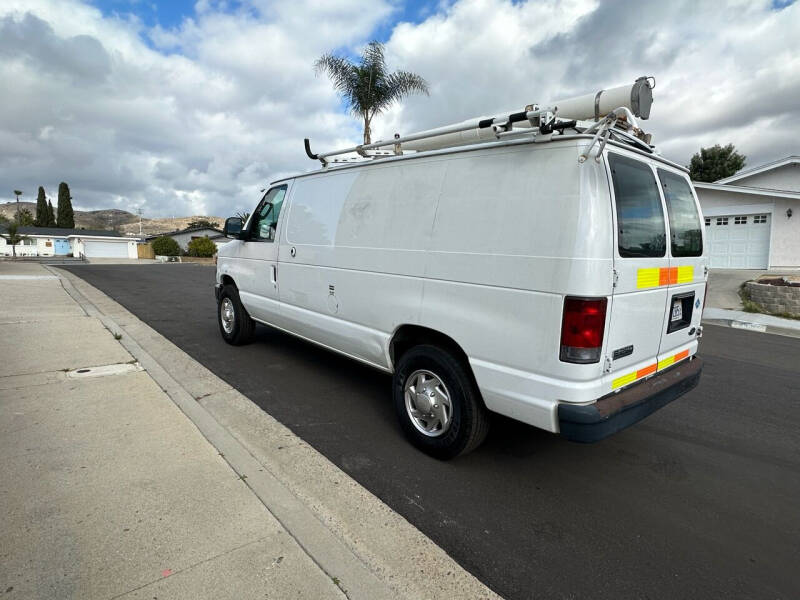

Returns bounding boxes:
[13,189,22,223]
[1,222,29,259]
[314,41,429,144]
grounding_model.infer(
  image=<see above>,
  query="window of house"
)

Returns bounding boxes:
[609,154,666,258]
[716,217,729,226]
[753,214,768,224]
[734,216,747,225]
[704,217,711,226]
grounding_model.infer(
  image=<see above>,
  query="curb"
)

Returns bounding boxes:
[48,266,500,600]
[702,308,800,339]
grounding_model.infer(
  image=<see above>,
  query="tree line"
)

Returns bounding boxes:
[4,182,75,228]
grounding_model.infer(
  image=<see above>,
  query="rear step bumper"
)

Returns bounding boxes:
[558,356,703,443]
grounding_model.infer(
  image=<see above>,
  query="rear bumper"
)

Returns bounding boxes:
[558,356,703,443]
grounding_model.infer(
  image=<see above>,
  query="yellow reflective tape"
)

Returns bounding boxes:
[657,355,676,370]
[612,371,638,390]
[676,265,694,284]
[636,268,661,289]
[614,350,692,390]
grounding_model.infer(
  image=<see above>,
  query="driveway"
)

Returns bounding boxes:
[706,269,768,309]
[62,264,800,600]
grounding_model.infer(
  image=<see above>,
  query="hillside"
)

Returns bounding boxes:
[0,202,224,237]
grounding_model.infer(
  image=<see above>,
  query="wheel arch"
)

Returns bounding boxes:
[389,324,471,373]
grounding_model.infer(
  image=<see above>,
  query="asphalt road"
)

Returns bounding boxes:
[63,264,800,600]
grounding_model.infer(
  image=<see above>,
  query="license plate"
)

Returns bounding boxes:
[671,300,683,322]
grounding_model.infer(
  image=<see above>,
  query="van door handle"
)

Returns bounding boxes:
[270,264,277,284]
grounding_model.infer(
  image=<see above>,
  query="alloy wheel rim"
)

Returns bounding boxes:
[220,297,235,334]
[404,369,453,437]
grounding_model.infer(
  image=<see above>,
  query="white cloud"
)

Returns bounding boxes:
[380,0,800,168]
[0,0,798,219]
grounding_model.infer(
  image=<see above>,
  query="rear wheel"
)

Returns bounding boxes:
[393,344,489,459]
[218,284,256,345]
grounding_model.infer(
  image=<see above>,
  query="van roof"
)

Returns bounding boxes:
[270,134,688,185]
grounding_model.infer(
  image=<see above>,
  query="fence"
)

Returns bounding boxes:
[137,243,155,259]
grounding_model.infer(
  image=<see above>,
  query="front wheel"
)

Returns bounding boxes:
[393,345,489,459]
[218,284,256,345]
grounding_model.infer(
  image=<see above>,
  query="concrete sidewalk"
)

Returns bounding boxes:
[0,262,497,600]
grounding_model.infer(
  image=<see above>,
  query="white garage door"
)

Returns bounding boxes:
[83,241,129,258]
[705,213,770,269]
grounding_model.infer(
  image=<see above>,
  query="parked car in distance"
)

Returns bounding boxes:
[215,132,707,458]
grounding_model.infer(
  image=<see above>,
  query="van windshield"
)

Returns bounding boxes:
[609,154,666,258]
[657,169,703,257]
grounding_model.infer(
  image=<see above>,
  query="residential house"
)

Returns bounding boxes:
[694,156,800,269]
[147,225,228,251]
[0,226,139,258]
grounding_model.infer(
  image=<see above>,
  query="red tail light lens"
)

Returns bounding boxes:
[560,297,608,364]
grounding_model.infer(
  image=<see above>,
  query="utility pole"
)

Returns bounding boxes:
[13,190,22,223]
[136,208,144,239]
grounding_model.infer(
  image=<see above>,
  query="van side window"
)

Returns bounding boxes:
[609,154,666,258]
[250,186,287,242]
[657,169,703,257]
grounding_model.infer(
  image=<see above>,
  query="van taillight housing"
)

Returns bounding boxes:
[559,297,608,364]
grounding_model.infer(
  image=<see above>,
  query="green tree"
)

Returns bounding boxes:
[187,219,220,229]
[46,200,56,226]
[1,222,29,258]
[0,213,9,226]
[18,208,34,226]
[151,235,180,256]
[688,144,746,182]
[57,182,75,228]
[187,236,217,257]
[34,186,47,226]
[314,41,429,144]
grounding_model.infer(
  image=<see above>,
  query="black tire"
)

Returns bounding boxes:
[217,283,256,345]
[393,344,489,459]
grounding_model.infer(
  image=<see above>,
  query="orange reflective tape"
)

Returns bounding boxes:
[658,268,669,286]
[613,350,691,390]
[636,363,657,378]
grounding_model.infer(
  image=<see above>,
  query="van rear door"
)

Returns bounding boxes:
[654,168,706,368]
[604,152,671,391]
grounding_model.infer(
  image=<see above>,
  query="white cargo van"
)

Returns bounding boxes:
[215,79,706,458]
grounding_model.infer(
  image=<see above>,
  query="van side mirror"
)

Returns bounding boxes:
[223,217,243,238]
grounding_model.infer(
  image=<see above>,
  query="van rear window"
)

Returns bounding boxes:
[608,154,666,258]
[657,169,703,257]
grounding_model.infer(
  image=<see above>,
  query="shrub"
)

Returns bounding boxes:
[152,236,180,256]
[187,236,217,257]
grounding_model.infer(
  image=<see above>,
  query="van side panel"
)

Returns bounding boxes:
[279,162,445,368]
[278,141,615,431]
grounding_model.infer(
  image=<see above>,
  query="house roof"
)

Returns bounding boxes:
[0,225,123,238]
[145,225,223,240]
[715,155,800,185]
[693,181,800,200]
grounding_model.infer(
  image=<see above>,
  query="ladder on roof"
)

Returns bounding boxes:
[304,76,655,166]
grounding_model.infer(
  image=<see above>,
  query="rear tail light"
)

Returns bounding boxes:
[560,297,608,364]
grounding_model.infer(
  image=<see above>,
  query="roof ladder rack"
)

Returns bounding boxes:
[304,76,655,166]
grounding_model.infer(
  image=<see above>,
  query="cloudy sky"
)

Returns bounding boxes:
[0,0,798,218]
